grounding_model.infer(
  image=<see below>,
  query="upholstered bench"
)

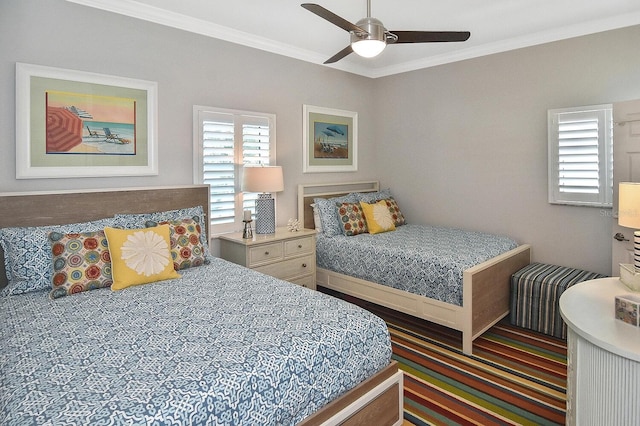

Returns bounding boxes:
[510,263,607,339]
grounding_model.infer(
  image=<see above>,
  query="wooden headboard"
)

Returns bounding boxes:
[0,185,210,289]
[297,181,380,229]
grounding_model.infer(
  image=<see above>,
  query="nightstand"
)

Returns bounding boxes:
[218,227,317,289]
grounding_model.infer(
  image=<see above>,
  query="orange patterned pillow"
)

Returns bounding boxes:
[48,230,113,299]
[145,218,206,270]
[336,202,368,236]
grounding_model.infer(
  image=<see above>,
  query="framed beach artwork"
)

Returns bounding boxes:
[15,62,158,179]
[303,104,357,173]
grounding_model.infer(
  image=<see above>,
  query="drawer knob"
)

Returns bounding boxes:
[298,244,303,248]
[302,263,307,268]
[264,251,269,255]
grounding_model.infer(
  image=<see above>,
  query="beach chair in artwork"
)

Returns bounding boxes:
[86,125,100,138]
[103,127,120,142]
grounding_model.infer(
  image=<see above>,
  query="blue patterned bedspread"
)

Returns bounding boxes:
[316,224,518,306]
[0,258,391,425]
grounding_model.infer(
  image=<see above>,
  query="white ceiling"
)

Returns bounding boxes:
[67,0,640,78]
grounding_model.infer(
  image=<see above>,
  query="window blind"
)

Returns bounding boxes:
[548,105,612,207]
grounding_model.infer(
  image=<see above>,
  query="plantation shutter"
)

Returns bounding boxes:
[548,105,612,207]
[202,113,236,228]
[194,107,276,234]
[242,116,272,212]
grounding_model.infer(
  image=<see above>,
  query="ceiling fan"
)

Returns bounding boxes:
[301,0,470,64]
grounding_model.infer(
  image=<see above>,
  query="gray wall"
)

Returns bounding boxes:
[2,0,639,275]
[374,26,640,275]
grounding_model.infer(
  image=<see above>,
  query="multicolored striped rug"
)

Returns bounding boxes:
[326,291,567,426]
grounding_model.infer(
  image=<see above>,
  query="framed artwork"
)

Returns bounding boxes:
[303,104,357,173]
[15,62,158,179]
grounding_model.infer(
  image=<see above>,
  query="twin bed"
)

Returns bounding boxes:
[0,185,402,426]
[298,181,531,355]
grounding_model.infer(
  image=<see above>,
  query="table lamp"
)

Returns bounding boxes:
[242,166,284,234]
[618,182,640,290]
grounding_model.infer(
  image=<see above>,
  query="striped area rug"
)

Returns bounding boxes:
[325,291,567,426]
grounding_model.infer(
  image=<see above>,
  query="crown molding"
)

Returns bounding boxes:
[66,0,640,79]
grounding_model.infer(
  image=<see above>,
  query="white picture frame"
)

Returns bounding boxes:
[303,104,358,173]
[15,62,158,179]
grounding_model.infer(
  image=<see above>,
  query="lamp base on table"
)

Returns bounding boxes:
[255,193,275,234]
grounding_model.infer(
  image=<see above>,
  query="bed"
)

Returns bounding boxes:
[0,185,402,426]
[298,181,531,355]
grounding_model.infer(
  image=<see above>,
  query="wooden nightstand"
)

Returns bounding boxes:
[218,227,317,289]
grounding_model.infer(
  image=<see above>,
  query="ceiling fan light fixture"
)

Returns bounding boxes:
[350,16,386,58]
[351,39,386,58]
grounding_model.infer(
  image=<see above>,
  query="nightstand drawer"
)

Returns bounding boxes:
[248,242,283,266]
[290,274,315,289]
[254,254,315,280]
[284,236,314,257]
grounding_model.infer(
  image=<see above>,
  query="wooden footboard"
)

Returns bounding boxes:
[299,361,403,426]
[463,244,531,354]
[318,243,530,355]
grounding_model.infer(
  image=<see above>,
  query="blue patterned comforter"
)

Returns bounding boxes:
[0,258,391,425]
[316,224,518,306]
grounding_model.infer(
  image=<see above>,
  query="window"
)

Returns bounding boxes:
[193,106,276,234]
[548,104,613,207]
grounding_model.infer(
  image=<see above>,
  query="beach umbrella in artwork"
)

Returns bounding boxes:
[46,107,83,152]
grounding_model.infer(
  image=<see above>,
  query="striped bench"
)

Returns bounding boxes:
[509,263,607,339]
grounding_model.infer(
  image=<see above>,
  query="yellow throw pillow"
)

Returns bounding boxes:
[360,200,396,234]
[104,225,180,290]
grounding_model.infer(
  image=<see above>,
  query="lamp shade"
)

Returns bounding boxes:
[619,182,640,228]
[242,166,284,193]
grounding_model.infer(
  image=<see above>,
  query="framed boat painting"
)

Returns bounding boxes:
[303,104,358,173]
[15,62,158,178]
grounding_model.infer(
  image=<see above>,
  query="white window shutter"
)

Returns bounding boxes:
[548,105,613,207]
[194,107,276,235]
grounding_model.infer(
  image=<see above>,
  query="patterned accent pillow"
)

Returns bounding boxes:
[337,202,368,236]
[48,231,113,299]
[381,197,406,227]
[0,217,118,296]
[313,193,359,237]
[114,206,211,264]
[104,225,181,291]
[145,218,206,270]
[359,201,396,234]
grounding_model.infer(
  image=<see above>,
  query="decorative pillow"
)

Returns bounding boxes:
[313,193,359,237]
[336,202,368,236]
[0,217,118,296]
[360,200,396,234]
[355,188,393,203]
[380,197,406,227]
[145,218,206,270]
[48,231,113,299]
[104,225,181,291]
[114,206,211,264]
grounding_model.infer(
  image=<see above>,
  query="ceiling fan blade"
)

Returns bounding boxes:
[301,3,365,33]
[391,30,471,43]
[324,45,354,64]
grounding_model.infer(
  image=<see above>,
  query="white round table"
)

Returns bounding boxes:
[560,277,640,426]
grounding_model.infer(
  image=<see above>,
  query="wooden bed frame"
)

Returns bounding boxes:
[0,185,402,426]
[298,181,531,355]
